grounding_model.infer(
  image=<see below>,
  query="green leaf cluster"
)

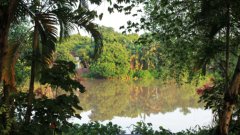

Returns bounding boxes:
[63,122,124,135]
[90,42,130,78]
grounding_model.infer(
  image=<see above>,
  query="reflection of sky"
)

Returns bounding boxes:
[70,108,213,133]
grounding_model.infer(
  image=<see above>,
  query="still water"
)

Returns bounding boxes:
[71,79,213,133]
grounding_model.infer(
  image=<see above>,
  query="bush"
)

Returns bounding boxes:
[149,69,161,79]
[63,122,124,135]
[133,70,154,80]
[7,61,85,135]
[90,43,130,79]
[63,122,217,135]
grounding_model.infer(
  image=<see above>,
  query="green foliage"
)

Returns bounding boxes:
[15,60,31,87]
[131,122,173,135]
[123,0,239,81]
[87,26,168,79]
[7,61,85,134]
[56,27,168,80]
[8,21,31,87]
[0,104,13,135]
[40,60,85,92]
[133,70,154,80]
[63,122,124,135]
[62,121,217,135]
[198,79,240,127]
[121,1,240,133]
[130,35,162,70]
[90,43,130,78]
[13,94,81,135]
[56,35,92,62]
[97,27,139,45]
[197,79,240,134]
[0,0,165,135]
[198,80,224,117]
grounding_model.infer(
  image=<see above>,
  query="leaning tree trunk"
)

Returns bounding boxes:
[219,56,240,135]
[25,20,39,124]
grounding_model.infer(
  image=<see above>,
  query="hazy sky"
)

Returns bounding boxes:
[78,1,143,36]
[90,2,135,32]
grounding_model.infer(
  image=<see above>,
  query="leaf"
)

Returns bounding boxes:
[99,13,103,20]
[75,114,82,119]
[132,14,138,17]
[108,7,114,14]
[119,26,125,29]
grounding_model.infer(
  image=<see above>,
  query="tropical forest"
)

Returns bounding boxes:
[1,0,240,135]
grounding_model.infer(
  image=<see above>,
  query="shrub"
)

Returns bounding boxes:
[63,122,217,135]
[133,70,154,80]
[90,43,130,79]
[63,122,124,135]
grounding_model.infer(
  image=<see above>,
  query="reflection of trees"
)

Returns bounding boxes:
[79,80,131,121]
[78,80,202,121]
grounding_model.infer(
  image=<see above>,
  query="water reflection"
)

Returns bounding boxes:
[78,80,204,119]
[70,80,212,133]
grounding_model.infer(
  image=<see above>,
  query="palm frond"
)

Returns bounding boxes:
[79,0,89,8]
[53,4,103,58]
[51,6,76,41]
[80,22,103,59]
[71,8,103,59]
[37,13,58,66]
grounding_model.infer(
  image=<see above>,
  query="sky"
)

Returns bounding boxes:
[90,2,135,32]
[78,1,144,36]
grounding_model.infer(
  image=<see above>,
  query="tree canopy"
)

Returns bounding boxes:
[2,0,240,134]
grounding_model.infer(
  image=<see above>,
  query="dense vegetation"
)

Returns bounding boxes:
[1,0,240,135]
[0,0,103,134]
[58,27,162,80]
[63,122,215,135]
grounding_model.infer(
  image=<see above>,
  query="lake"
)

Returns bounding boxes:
[70,79,213,133]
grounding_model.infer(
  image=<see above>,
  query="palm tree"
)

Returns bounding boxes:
[19,0,103,125]
[0,0,104,132]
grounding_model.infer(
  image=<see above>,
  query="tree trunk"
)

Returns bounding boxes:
[0,1,18,134]
[219,56,240,135]
[25,20,39,124]
[0,26,10,132]
[2,81,10,131]
[218,2,232,134]
[0,0,18,83]
[0,17,9,84]
[225,0,230,93]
